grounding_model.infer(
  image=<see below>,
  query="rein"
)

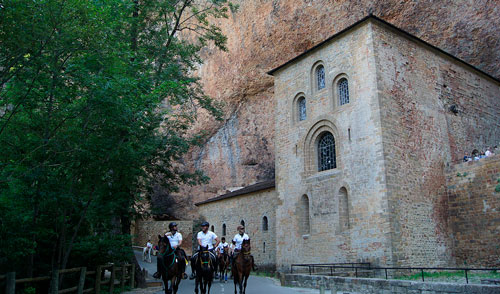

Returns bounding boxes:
[159,242,177,271]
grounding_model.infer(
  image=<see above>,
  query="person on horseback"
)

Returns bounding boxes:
[166,222,188,278]
[153,222,187,279]
[189,221,220,279]
[232,225,257,271]
[216,237,229,258]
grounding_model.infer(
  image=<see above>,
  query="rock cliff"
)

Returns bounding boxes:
[154,0,500,218]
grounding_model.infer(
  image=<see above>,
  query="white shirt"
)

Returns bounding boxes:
[146,242,152,249]
[233,233,249,250]
[166,232,182,248]
[217,242,229,253]
[197,231,218,249]
[485,150,493,157]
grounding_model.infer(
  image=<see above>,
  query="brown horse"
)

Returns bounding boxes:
[232,240,253,294]
[218,251,230,282]
[157,235,182,294]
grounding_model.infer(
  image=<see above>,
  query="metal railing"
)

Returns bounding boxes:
[290,263,500,284]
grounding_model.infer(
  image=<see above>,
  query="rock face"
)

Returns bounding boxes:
[159,0,500,218]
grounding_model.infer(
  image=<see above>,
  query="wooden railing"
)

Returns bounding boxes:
[0,263,135,294]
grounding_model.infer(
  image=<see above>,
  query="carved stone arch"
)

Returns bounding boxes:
[310,60,326,93]
[302,118,341,175]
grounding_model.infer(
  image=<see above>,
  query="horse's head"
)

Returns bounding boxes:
[241,239,251,252]
[199,246,211,269]
[157,234,171,254]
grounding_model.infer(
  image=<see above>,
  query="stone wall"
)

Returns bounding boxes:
[372,20,500,267]
[132,220,193,256]
[273,21,392,271]
[196,187,279,271]
[282,274,500,294]
[446,155,500,267]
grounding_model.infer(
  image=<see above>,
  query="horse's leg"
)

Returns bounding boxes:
[194,273,199,294]
[242,274,249,294]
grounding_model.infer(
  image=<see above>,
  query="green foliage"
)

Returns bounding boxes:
[0,0,233,277]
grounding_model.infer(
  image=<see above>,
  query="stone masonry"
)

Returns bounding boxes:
[445,155,500,267]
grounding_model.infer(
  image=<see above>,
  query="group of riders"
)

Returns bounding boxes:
[153,221,256,280]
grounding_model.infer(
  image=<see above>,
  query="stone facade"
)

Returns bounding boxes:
[270,16,500,270]
[445,155,500,267]
[196,182,279,271]
[132,220,193,256]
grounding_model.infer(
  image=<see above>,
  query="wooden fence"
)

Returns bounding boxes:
[0,264,135,294]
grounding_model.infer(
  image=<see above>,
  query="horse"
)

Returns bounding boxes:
[143,246,152,263]
[218,251,230,282]
[232,240,253,294]
[157,235,183,294]
[194,246,216,294]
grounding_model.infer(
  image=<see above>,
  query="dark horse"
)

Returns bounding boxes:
[157,235,183,294]
[218,251,230,282]
[232,240,253,294]
[194,246,216,294]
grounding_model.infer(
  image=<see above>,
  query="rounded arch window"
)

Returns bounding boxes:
[210,225,214,232]
[297,96,306,121]
[316,65,326,90]
[318,132,336,171]
[338,187,350,232]
[298,194,310,235]
[262,216,268,231]
[240,220,245,227]
[222,223,226,236]
[338,78,349,106]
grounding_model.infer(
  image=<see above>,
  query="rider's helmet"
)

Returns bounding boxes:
[168,222,178,229]
[201,221,209,227]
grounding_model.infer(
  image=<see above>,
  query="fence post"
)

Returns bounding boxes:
[95,266,102,294]
[5,272,15,294]
[49,269,59,294]
[130,264,135,288]
[77,267,86,294]
[109,265,115,294]
[120,265,126,291]
[465,270,468,284]
[421,269,424,282]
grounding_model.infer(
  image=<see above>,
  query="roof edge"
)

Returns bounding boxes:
[267,14,500,84]
[195,180,275,206]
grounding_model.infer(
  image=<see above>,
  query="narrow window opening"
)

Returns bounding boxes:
[298,195,311,235]
[240,220,245,227]
[262,216,268,231]
[348,128,351,142]
[339,187,350,232]
[298,97,306,121]
[263,242,266,253]
[210,225,214,232]
[316,65,325,90]
[338,78,349,105]
[222,224,226,236]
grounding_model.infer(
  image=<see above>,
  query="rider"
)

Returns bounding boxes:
[189,221,220,279]
[232,225,257,271]
[216,237,230,259]
[166,222,187,278]
[153,222,187,279]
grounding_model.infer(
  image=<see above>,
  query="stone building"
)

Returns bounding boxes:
[196,15,500,271]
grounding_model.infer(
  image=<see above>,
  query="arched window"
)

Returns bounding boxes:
[316,65,325,90]
[222,224,226,236]
[338,187,350,232]
[298,97,306,121]
[318,132,336,171]
[240,220,245,227]
[263,242,266,253]
[298,195,310,235]
[338,78,349,105]
[210,225,214,232]
[262,216,268,231]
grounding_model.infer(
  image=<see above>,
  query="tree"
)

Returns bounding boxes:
[0,0,235,285]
